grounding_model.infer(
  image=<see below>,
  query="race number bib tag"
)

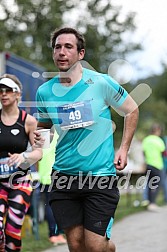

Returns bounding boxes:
[57,101,94,130]
[0,158,19,178]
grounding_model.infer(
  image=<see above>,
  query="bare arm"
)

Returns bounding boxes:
[114,95,139,170]
[8,115,43,168]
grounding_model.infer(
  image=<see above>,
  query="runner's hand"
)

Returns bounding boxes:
[33,130,45,148]
[7,153,25,168]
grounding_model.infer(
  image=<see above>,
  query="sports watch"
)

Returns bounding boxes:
[22,152,29,163]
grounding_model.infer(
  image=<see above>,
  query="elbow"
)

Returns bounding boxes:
[134,107,139,118]
[126,106,139,118]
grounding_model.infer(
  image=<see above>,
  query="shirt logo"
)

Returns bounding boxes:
[11,129,20,135]
[114,87,124,102]
[85,78,94,84]
[93,221,102,228]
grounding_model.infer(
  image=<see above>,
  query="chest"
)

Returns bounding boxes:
[48,93,107,128]
[0,122,28,155]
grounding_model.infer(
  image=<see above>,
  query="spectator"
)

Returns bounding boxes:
[142,123,165,211]
[162,136,167,203]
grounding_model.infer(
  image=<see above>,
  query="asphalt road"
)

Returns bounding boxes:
[43,205,167,252]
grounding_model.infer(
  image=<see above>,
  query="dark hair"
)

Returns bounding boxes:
[150,123,163,134]
[51,27,85,52]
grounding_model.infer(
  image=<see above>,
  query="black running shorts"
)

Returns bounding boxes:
[49,171,120,239]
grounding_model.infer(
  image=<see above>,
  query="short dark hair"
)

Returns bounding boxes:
[51,27,85,52]
[150,123,163,134]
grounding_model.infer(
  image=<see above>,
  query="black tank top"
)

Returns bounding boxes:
[0,109,29,158]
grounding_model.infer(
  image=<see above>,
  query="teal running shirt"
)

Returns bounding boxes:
[36,68,128,176]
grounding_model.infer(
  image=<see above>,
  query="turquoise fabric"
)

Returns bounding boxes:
[106,217,114,239]
[36,68,128,176]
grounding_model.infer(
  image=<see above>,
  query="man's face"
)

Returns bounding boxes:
[53,33,85,72]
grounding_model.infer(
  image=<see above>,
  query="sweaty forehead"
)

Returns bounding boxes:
[55,33,77,45]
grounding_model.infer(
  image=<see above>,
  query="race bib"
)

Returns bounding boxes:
[57,101,94,130]
[0,158,19,178]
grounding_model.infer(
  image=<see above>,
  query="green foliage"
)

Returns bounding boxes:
[135,72,167,136]
[0,0,74,70]
[0,0,139,72]
[115,193,143,221]
[154,69,167,101]
[0,0,143,141]
[74,0,139,72]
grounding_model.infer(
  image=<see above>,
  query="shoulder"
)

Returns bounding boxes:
[142,135,151,142]
[101,73,120,87]
[142,136,150,146]
[36,77,59,103]
[87,68,120,86]
[25,114,37,127]
[83,67,103,80]
[37,76,59,93]
[157,136,166,145]
[83,68,114,86]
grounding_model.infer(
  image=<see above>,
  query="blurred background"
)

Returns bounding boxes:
[1,0,167,141]
[1,0,167,250]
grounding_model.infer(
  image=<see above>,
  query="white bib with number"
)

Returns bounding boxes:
[0,157,19,178]
[57,100,94,130]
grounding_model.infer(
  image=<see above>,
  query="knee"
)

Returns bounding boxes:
[68,238,85,252]
[86,240,116,252]
[109,240,116,252]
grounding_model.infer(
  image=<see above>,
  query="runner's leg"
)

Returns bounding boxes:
[5,182,32,251]
[84,228,115,252]
[64,225,86,252]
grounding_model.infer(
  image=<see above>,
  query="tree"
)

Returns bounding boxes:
[72,0,140,72]
[154,70,167,102]
[0,0,140,72]
[133,72,167,136]
[0,0,74,70]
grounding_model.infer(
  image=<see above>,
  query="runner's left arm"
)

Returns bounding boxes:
[114,95,139,170]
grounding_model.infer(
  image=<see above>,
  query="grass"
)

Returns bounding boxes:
[22,191,165,252]
[22,221,53,252]
[115,193,144,222]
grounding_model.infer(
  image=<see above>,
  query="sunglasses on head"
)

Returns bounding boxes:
[0,87,15,94]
